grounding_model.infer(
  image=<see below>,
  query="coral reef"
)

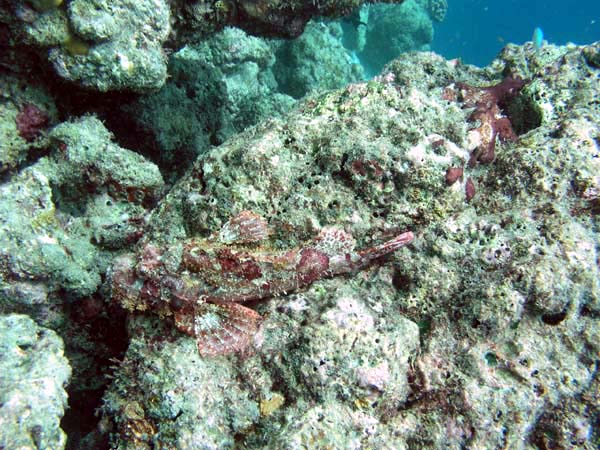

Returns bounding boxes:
[15,102,50,141]
[358,0,435,75]
[453,76,527,165]
[98,41,600,448]
[2,0,406,92]
[427,0,448,23]
[0,2,598,446]
[273,21,365,99]
[0,116,163,316]
[101,322,262,449]
[226,0,406,39]
[0,314,71,449]
[0,74,58,173]
[125,27,294,180]
[9,0,171,91]
[0,114,163,447]
[115,11,429,181]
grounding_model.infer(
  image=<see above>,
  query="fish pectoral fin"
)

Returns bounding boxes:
[219,210,271,245]
[185,302,263,357]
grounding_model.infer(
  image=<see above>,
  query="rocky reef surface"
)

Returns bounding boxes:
[0,2,599,449]
[1,0,407,92]
[0,314,71,449]
[96,42,600,449]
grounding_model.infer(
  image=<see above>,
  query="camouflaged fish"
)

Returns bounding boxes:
[110,211,414,356]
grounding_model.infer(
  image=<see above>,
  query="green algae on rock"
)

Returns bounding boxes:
[3,0,407,92]
[0,116,163,315]
[0,111,164,448]
[359,1,435,75]
[48,0,171,91]
[0,314,71,450]
[102,41,599,449]
[0,74,58,174]
[273,21,366,99]
[126,27,295,181]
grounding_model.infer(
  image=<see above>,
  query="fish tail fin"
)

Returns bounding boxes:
[358,231,414,262]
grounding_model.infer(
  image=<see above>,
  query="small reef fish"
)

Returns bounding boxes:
[110,211,414,356]
[532,27,544,50]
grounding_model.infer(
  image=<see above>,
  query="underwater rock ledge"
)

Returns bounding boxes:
[98,42,600,448]
[2,0,407,92]
[0,25,599,450]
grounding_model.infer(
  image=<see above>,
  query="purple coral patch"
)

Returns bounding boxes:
[15,103,49,142]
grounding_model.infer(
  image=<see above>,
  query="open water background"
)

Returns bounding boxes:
[434,0,600,66]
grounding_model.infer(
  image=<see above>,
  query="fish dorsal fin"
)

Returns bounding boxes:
[219,210,271,245]
[312,227,356,256]
[175,302,262,357]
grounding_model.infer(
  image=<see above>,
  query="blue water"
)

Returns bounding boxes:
[434,0,600,66]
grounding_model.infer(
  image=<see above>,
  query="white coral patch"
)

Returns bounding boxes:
[467,129,483,151]
[407,135,464,167]
[38,235,58,245]
[117,53,134,73]
[325,296,374,331]
[407,142,427,166]
[356,360,390,391]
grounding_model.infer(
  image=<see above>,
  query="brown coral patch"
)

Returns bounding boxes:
[445,167,464,186]
[455,77,526,166]
[465,177,476,201]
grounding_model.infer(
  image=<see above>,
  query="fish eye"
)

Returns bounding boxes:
[170,295,185,311]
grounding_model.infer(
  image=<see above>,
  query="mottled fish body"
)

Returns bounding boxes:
[110,211,414,356]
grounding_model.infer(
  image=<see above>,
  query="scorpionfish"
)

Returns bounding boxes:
[110,211,414,356]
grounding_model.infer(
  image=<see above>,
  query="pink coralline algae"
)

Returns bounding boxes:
[455,77,526,166]
[110,211,414,357]
[15,103,49,142]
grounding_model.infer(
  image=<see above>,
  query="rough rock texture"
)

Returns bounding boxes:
[127,27,295,181]
[117,9,430,180]
[101,41,599,449]
[0,114,163,447]
[359,1,435,75]
[273,21,365,99]
[427,0,447,23]
[0,116,163,318]
[1,0,405,92]
[0,314,71,450]
[175,0,406,40]
[0,74,58,173]
[1,2,599,446]
[8,0,171,91]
